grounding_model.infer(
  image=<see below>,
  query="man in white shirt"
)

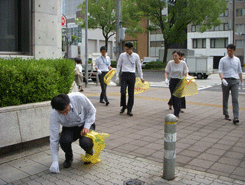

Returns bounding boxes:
[115,42,145,116]
[49,93,96,173]
[218,44,243,124]
[95,46,112,106]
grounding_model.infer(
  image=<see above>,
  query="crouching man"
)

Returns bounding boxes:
[49,92,96,173]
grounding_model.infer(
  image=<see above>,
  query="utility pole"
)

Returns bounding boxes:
[85,0,88,88]
[116,0,122,61]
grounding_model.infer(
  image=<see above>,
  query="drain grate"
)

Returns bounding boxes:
[123,179,145,185]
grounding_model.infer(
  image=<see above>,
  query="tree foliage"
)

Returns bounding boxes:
[76,0,144,49]
[136,0,227,63]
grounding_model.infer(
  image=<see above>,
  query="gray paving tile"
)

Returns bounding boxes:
[224,152,245,160]
[205,148,226,156]
[197,153,220,162]
[188,159,214,168]
[217,157,241,166]
[210,163,236,174]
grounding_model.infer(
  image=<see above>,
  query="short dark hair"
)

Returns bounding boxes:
[179,52,185,57]
[100,46,107,52]
[75,57,82,64]
[125,42,133,48]
[51,94,70,111]
[172,51,179,55]
[227,44,236,50]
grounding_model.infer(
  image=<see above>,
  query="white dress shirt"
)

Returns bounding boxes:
[116,52,143,79]
[49,92,96,161]
[218,55,242,79]
[95,55,111,72]
[165,60,189,79]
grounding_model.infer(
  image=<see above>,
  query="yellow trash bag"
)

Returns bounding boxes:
[173,76,198,98]
[104,68,117,85]
[81,130,110,164]
[126,77,150,95]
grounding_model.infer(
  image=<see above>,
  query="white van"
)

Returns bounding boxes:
[142,57,159,68]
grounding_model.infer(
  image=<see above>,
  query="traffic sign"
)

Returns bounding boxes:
[61,16,66,26]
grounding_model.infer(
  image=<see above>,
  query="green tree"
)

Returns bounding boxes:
[136,0,227,63]
[76,0,144,50]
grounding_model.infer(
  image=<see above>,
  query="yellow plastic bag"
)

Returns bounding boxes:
[126,77,150,95]
[104,68,117,85]
[81,130,110,164]
[173,76,198,98]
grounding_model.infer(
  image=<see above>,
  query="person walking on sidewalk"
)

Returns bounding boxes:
[49,92,96,173]
[95,46,112,106]
[74,57,84,92]
[115,42,145,116]
[167,51,186,113]
[218,44,243,125]
[165,51,189,120]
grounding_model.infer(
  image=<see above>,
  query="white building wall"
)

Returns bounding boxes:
[33,0,62,59]
[187,31,232,57]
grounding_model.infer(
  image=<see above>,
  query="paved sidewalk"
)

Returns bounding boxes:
[1,83,245,184]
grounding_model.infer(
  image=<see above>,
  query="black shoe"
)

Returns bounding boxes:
[63,157,73,168]
[120,107,126,113]
[127,111,133,116]
[233,118,239,125]
[106,102,109,106]
[100,101,105,103]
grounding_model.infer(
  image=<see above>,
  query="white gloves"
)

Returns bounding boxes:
[222,79,228,86]
[97,69,102,74]
[186,76,190,80]
[115,76,119,84]
[241,81,244,89]
[49,161,60,173]
[165,79,169,85]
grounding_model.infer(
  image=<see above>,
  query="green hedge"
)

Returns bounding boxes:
[145,61,166,69]
[111,60,117,68]
[0,58,75,107]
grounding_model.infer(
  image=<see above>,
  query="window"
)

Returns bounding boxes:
[0,0,32,54]
[192,39,206,48]
[210,38,228,48]
[220,9,229,17]
[150,29,162,35]
[236,9,245,17]
[191,25,196,32]
[235,24,245,33]
[150,41,164,47]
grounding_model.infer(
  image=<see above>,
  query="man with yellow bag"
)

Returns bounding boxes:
[115,42,145,116]
[95,46,112,106]
[49,92,96,173]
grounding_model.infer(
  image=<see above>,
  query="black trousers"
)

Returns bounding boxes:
[169,78,182,117]
[98,72,108,103]
[60,123,95,161]
[168,96,186,109]
[120,72,135,112]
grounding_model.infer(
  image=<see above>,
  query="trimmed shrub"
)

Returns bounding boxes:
[145,61,166,69]
[111,60,117,68]
[0,58,75,107]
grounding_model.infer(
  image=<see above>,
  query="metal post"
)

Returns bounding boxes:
[163,114,177,180]
[85,0,88,87]
[116,0,122,86]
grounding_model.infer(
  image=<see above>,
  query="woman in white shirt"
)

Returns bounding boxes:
[165,51,189,120]
[74,58,84,92]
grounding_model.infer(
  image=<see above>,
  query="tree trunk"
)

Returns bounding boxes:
[163,42,169,64]
[105,37,108,50]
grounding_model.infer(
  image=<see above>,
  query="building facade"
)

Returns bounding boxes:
[187,0,245,68]
[0,0,62,59]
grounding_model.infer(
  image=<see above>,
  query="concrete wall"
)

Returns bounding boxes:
[33,0,62,59]
[0,101,52,148]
